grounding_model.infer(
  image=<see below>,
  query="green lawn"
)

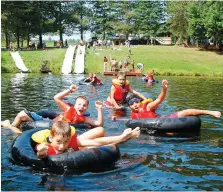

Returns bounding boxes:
[85,45,223,76]
[1,45,222,76]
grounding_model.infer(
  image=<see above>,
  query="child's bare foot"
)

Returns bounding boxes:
[209,111,221,118]
[122,127,140,141]
[1,120,22,134]
[1,120,11,128]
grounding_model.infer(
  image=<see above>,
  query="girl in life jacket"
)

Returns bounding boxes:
[34,121,141,159]
[146,70,155,83]
[105,72,146,109]
[128,79,221,120]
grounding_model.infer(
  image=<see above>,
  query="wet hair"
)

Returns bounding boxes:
[117,72,126,79]
[126,94,143,106]
[75,96,89,106]
[50,121,71,138]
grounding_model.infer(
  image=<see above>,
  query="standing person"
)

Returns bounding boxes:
[1,85,105,132]
[104,72,147,109]
[111,58,116,72]
[136,63,144,72]
[118,60,123,71]
[128,43,131,55]
[103,56,108,72]
[123,56,130,72]
[35,42,38,50]
[128,79,221,120]
[131,60,135,72]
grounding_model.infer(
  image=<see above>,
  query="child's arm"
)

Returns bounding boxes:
[146,80,168,111]
[77,127,140,147]
[129,87,147,100]
[84,101,104,126]
[54,84,78,111]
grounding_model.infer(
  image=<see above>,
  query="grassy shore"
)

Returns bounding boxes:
[85,45,223,76]
[1,45,222,76]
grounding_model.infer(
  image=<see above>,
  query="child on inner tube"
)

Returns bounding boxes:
[105,72,147,109]
[34,121,140,158]
[1,84,105,134]
[128,79,221,120]
[84,73,103,85]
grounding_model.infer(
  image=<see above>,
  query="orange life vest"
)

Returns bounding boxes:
[131,103,159,119]
[112,79,130,104]
[54,106,85,123]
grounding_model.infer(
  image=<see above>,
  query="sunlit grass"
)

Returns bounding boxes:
[85,45,223,76]
[1,45,222,76]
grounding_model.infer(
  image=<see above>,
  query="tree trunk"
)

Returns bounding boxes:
[5,30,9,48]
[59,30,63,44]
[103,32,106,40]
[16,27,20,48]
[175,36,182,46]
[80,26,83,40]
[39,32,43,48]
[27,32,30,47]
[21,37,24,47]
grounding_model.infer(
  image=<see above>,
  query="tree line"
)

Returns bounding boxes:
[1,1,223,50]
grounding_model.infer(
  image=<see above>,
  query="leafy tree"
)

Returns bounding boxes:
[202,1,223,49]
[90,1,116,39]
[135,1,167,44]
[167,1,189,45]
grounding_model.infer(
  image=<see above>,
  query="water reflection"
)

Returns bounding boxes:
[1,74,223,191]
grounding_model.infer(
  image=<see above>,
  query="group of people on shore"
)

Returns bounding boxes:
[1,72,221,159]
[104,56,143,73]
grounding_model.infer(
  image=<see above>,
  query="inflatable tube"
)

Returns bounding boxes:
[20,119,91,131]
[142,77,158,83]
[20,109,91,131]
[11,128,120,171]
[79,78,103,86]
[37,109,90,119]
[126,116,201,136]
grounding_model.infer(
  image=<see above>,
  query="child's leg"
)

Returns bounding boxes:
[79,127,140,148]
[11,110,33,127]
[78,126,105,140]
[177,109,221,118]
[1,120,22,134]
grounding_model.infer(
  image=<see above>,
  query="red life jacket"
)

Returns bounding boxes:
[54,106,85,123]
[131,103,159,119]
[112,79,130,104]
[94,76,102,85]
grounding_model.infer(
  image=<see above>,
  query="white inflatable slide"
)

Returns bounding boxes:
[10,51,29,73]
[61,45,76,74]
[74,45,85,74]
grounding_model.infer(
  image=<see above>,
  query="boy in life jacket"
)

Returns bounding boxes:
[128,79,221,120]
[1,84,104,132]
[33,121,140,158]
[105,72,147,109]
[84,73,103,85]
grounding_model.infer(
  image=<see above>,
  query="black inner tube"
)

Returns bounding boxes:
[11,128,121,172]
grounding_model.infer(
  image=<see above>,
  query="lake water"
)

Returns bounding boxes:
[1,74,223,191]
